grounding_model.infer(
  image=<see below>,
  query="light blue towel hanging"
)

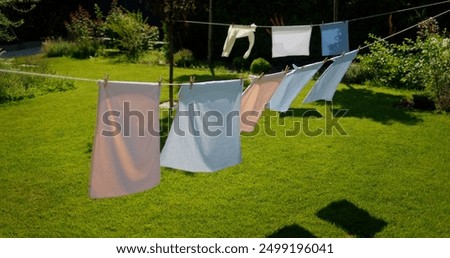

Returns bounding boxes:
[160,80,242,172]
[268,61,324,112]
[303,49,358,104]
[320,21,350,56]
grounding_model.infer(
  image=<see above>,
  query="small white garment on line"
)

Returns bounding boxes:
[272,25,312,57]
[222,24,257,59]
[268,61,325,112]
[160,80,242,172]
[303,49,359,103]
[240,72,285,132]
[90,81,160,199]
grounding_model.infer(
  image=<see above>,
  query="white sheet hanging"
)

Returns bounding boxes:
[268,61,324,112]
[272,25,313,57]
[160,80,242,172]
[90,81,161,199]
[303,50,359,103]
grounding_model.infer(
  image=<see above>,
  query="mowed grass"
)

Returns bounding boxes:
[0,57,449,238]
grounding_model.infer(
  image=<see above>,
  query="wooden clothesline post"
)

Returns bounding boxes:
[333,0,339,22]
[168,0,175,111]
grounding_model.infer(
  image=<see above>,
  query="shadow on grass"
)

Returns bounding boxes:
[316,199,387,238]
[332,86,422,125]
[281,86,422,125]
[267,224,317,238]
[279,108,323,118]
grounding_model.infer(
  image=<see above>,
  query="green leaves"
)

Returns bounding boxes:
[359,28,450,111]
[0,0,40,41]
[104,9,158,61]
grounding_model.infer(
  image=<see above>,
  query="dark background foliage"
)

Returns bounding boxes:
[3,0,450,65]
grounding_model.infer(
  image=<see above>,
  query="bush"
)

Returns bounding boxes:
[418,33,450,111]
[359,36,425,90]
[70,40,101,59]
[174,49,194,67]
[250,58,271,74]
[43,38,74,57]
[43,38,100,59]
[0,56,75,103]
[139,50,167,65]
[232,56,250,72]
[360,23,450,111]
[342,62,371,85]
[65,5,95,41]
[61,2,159,61]
[104,7,157,61]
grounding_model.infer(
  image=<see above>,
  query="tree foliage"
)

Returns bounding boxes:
[104,5,158,61]
[0,0,40,42]
[359,19,450,111]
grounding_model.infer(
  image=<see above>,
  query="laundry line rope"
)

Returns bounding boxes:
[0,68,98,82]
[348,0,450,23]
[0,68,187,85]
[176,0,450,28]
[360,8,450,50]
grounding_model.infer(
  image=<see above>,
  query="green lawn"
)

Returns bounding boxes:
[0,57,449,238]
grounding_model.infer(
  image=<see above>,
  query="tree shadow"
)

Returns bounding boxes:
[316,199,387,238]
[331,86,423,125]
[267,224,317,238]
[279,108,323,118]
[276,86,422,125]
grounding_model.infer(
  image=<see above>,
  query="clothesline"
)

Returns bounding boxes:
[0,68,98,82]
[348,0,450,23]
[0,68,186,85]
[175,0,450,28]
[360,8,450,50]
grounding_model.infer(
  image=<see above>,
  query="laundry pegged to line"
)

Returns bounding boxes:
[160,80,243,172]
[240,71,285,132]
[221,24,257,59]
[90,81,161,199]
[271,25,313,57]
[320,21,350,56]
[303,50,359,104]
[268,61,325,112]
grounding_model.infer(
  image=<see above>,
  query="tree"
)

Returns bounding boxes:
[147,0,197,109]
[0,0,40,42]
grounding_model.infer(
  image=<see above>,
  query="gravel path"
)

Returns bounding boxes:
[0,47,42,58]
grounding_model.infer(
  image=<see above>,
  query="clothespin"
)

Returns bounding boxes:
[323,57,329,63]
[341,51,346,57]
[283,65,289,74]
[254,72,264,81]
[103,74,109,88]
